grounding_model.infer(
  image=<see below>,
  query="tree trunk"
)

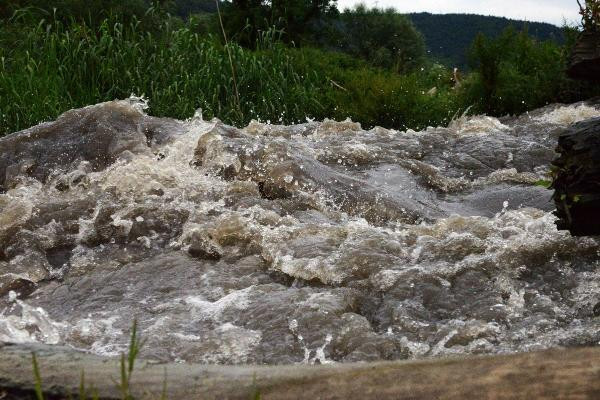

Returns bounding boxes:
[552,117,600,235]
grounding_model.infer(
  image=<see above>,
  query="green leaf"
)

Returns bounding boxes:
[535,179,552,188]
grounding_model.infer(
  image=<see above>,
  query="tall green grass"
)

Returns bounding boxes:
[1,9,594,136]
[0,13,326,134]
[293,48,465,129]
[0,10,470,135]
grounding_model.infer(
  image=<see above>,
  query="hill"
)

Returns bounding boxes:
[407,12,565,69]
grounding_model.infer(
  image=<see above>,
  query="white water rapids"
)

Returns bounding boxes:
[0,99,599,364]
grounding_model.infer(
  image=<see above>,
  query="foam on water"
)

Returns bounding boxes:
[0,299,64,344]
[448,115,511,136]
[0,99,599,364]
[534,104,600,125]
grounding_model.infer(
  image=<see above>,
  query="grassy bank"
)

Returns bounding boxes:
[0,16,325,133]
[0,13,465,134]
[0,9,597,135]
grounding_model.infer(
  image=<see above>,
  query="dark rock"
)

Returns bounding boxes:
[45,245,75,269]
[551,117,600,235]
[0,273,36,299]
[567,30,600,82]
[187,231,222,260]
[593,301,600,317]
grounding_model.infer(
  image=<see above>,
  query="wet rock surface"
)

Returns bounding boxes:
[552,116,600,235]
[0,98,599,364]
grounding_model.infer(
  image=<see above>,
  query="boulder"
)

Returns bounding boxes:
[567,30,600,82]
[552,117,600,235]
[0,273,36,299]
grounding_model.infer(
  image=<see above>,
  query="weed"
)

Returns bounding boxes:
[31,352,44,400]
[251,373,261,400]
[116,319,145,400]
[27,320,272,400]
[30,320,145,400]
[0,8,470,135]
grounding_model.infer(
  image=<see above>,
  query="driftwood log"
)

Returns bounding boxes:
[0,342,599,399]
[552,117,600,235]
[567,30,600,82]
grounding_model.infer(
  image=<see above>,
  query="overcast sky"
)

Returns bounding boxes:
[336,0,581,26]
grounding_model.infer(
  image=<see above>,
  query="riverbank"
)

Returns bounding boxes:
[1,342,599,399]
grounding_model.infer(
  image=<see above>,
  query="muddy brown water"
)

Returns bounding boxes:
[1,98,599,365]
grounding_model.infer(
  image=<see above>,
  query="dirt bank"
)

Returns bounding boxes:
[1,342,599,399]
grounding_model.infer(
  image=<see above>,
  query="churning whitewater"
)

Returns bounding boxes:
[0,98,599,364]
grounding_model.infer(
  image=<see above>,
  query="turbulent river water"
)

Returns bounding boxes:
[0,98,599,365]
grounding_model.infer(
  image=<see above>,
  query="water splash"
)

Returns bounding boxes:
[533,104,600,125]
[0,99,599,364]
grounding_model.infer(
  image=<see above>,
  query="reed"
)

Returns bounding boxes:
[2,8,589,136]
[0,11,326,134]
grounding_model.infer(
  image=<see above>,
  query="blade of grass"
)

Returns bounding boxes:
[215,0,241,119]
[79,370,86,400]
[160,367,168,400]
[31,352,44,400]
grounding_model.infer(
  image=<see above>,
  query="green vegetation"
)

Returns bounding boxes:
[0,6,460,134]
[578,0,600,31]
[30,320,145,400]
[118,320,144,400]
[298,51,463,129]
[31,352,44,400]
[334,5,426,73]
[464,28,575,115]
[0,0,598,136]
[32,350,101,399]
[407,13,564,68]
[28,320,263,400]
[220,0,339,47]
[0,14,326,133]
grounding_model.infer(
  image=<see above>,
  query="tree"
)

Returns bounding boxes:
[220,0,337,47]
[271,0,338,44]
[174,0,217,17]
[466,27,566,115]
[220,0,269,46]
[335,5,426,73]
[577,0,600,31]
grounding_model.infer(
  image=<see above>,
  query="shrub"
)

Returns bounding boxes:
[463,27,595,116]
[335,5,426,74]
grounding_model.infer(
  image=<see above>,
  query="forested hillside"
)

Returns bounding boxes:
[408,12,565,68]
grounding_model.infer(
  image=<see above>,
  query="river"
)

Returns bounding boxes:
[0,98,599,364]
